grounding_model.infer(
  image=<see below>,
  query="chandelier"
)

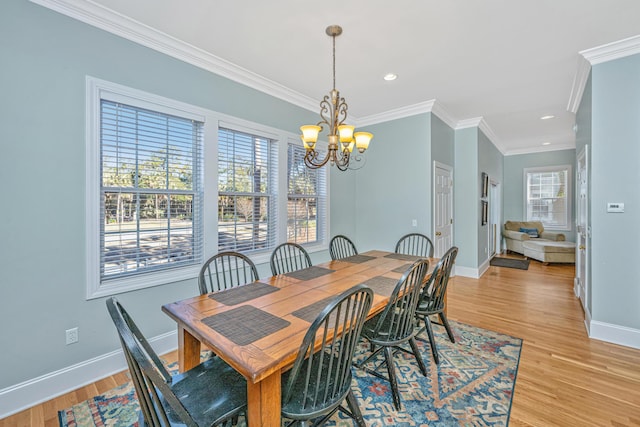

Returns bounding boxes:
[300,25,373,171]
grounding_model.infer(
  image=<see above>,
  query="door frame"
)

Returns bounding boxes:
[489,179,501,256]
[576,146,590,322]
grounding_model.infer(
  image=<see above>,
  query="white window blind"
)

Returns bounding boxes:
[218,128,277,252]
[100,100,203,281]
[287,143,327,244]
[525,166,571,230]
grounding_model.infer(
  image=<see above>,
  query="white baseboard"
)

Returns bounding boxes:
[0,331,178,419]
[589,320,640,350]
[454,265,481,279]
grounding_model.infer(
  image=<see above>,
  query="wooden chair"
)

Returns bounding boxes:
[329,235,358,260]
[198,251,259,295]
[355,259,430,410]
[270,242,312,275]
[415,246,458,364]
[394,233,435,258]
[281,285,373,427]
[106,297,247,426]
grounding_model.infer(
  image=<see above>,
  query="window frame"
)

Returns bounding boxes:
[87,77,329,299]
[523,165,572,231]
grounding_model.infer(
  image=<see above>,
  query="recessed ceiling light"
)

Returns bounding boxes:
[542,142,551,146]
[383,73,397,81]
[540,115,555,120]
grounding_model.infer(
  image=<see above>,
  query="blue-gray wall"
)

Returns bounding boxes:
[0,0,341,389]
[589,53,640,332]
[354,114,432,252]
[503,149,577,242]
[454,127,480,268]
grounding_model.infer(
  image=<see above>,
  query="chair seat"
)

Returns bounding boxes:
[162,357,247,426]
[362,312,417,345]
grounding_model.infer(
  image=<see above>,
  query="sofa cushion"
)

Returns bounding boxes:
[519,227,539,237]
[505,220,544,234]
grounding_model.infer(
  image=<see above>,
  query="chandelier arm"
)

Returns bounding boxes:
[304,149,331,169]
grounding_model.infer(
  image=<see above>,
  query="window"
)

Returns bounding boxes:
[218,128,277,252]
[87,78,330,298]
[287,143,327,244]
[87,77,207,298]
[524,165,572,230]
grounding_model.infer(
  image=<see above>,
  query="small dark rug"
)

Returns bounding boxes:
[490,257,530,270]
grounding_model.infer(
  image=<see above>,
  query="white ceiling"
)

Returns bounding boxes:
[36,0,640,154]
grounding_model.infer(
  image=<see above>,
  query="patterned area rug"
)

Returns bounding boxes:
[59,320,522,426]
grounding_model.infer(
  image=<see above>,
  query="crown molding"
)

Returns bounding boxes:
[567,34,640,114]
[456,117,483,129]
[567,56,591,114]
[430,101,458,129]
[581,34,640,65]
[29,0,319,113]
[503,142,575,156]
[356,100,435,127]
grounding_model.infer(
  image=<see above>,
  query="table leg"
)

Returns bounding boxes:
[247,371,281,427]
[177,326,200,372]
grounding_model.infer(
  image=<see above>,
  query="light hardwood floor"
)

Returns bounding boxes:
[2,258,640,426]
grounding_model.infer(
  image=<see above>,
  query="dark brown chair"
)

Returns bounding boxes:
[329,235,358,260]
[270,242,312,275]
[281,285,373,427]
[198,251,259,295]
[415,246,458,364]
[106,297,247,426]
[355,259,430,410]
[394,233,435,258]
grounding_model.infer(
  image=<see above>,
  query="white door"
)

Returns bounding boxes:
[576,147,589,313]
[433,162,454,257]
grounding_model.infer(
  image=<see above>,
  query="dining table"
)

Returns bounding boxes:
[162,250,439,427]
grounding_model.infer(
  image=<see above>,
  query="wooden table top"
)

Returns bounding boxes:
[162,250,436,384]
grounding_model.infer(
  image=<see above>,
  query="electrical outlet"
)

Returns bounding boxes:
[66,327,79,345]
[412,219,417,227]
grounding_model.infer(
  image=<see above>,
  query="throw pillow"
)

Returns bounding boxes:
[519,227,539,238]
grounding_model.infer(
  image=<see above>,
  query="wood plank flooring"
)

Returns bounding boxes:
[2,257,640,426]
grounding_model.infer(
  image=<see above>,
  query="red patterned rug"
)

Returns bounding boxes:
[59,320,522,426]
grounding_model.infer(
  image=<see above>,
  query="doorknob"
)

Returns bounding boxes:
[579,245,586,250]
[435,231,442,236]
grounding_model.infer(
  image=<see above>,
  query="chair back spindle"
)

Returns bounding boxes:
[394,233,435,258]
[270,242,312,275]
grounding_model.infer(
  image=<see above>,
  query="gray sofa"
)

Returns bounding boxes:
[503,220,565,255]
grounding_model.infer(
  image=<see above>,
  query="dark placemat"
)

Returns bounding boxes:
[208,282,279,306]
[392,263,412,274]
[384,253,424,261]
[292,297,336,323]
[202,305,291,346]
[340,254,377,264]
[361,276,398,297]
[285,266,335,281]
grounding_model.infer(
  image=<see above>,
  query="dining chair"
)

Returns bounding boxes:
[415,246,458,364]
[394,233,435,258]
[106,297,247,427]
[198,251,259,295]
[355,259,430,410]
[281,284,373,427]
[270,242,312,275]
[329,234,358,260]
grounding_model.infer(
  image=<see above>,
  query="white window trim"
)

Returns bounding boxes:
[523,164,572,231]
[86,76,216,299]
[86,77,329,299]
